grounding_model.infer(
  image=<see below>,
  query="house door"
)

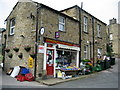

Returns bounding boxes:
[46,49,54,75]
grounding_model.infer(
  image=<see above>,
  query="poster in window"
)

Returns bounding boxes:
[38,45,45,53]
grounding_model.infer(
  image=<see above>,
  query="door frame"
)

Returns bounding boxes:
[43,43,56,77]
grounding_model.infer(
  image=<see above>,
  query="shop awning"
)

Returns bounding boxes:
[57,44,80,51]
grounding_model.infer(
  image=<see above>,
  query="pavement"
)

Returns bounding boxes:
[37,72,98,86]
[1,68,47,88]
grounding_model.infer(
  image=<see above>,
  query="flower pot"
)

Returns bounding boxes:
[18,53,23,59]
[24,47,31,52]
[8,53,13,58]
[30,54,35,59]
[13,48,19,52]
[5,49,10,53]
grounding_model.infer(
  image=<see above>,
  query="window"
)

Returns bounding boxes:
[10,18,15,35]
[97,24,101,37]
[59,16,65,31]
[83,16,88,32]
[110,33,113,40]
[98,48,102,56]
[84,45,88,59]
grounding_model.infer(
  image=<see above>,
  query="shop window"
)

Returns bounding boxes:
[59,16,65,31]
[83,16,88,33]
[55,50,77,68]
[9,18,15,35]
[97,24,101,37]
[84,45,88,59]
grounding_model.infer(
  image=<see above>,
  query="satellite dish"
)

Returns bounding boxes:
[40,27,45,35]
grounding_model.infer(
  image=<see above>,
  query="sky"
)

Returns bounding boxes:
[0,0,119,28]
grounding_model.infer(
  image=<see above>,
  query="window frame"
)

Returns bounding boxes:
[84,45,89,59]
[109,33,113,41]
[97,24,101,38]
[58,16,65,31]
[9,18,15,35]
[83,16,88,33]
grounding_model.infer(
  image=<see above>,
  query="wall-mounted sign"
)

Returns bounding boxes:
[28,56,34,68]
[40,27,45,35]
[55,32,60,38]
[38,45,45,53]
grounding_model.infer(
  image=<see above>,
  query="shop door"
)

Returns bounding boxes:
[46,49,54,75]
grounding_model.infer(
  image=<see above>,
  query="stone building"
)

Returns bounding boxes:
[4,1,80,79]
[107,18,120,58]
[4,1,107,80]
[61,5,107,64]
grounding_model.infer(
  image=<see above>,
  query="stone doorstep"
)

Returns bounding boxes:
[37,72,98,86]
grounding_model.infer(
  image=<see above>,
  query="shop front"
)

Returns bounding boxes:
[43,38,80,78]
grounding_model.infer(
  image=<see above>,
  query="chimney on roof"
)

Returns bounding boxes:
[109,18,117,25]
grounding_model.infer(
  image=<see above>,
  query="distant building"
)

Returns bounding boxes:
[107,18,120,58]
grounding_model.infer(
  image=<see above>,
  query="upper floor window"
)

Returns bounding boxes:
[110,33,113,40]
[10,18,15,35]
[59,16,65,31]
[97,24,101,37]
[97,48,102,56]
[83,16,88,33]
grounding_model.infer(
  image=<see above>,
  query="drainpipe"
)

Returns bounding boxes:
[2,34,7,71]
[79,3,83,67]
[92,18,95,67]
[34,4,41,80]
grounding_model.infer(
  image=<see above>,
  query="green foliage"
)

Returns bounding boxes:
[82,59,91,62]
[106,44,113,57]
[0,54,3,62]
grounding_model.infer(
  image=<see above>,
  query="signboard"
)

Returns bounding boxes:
[55,32,60,38]
[38,45,45,53]
[28,56,34,68]
[44,38,80,47]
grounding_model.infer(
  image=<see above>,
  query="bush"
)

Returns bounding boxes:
[0,54,3,63]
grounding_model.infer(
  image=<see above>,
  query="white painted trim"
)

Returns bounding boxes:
[76,51,79,67]
[53,46,56,77]
[43,43,47,70]
[46,47,55,49]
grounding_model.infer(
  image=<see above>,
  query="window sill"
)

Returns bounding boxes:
[97,37,102,39]
[83,31,89,34]
[8,34,14,36]
[58,30,66,33]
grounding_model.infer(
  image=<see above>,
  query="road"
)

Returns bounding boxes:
[1,58,119,88]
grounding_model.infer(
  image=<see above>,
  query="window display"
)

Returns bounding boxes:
[55,49,77,68]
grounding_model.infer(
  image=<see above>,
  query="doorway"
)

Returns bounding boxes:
[46,49,54,76]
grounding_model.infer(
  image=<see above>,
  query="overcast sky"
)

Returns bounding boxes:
[0,0,119,28]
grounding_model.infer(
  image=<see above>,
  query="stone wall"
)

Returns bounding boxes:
[5,2,79,78]
[61,6,107,62]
